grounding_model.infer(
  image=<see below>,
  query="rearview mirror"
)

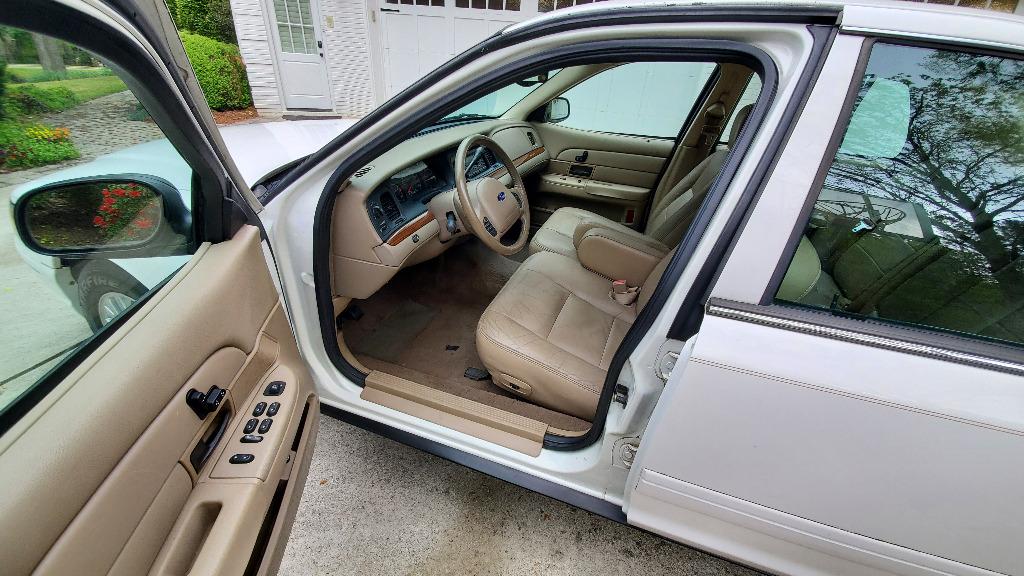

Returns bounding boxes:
[14,176,190,257]
[545,97,570,123]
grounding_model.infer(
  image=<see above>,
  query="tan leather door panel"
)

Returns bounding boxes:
[530,123,676,229]
[0,225,318,576]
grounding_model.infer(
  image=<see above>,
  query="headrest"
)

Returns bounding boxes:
[729,104,753,143]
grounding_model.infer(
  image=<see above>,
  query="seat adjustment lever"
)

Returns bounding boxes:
[186,385,227,419]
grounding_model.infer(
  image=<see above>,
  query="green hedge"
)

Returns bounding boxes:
[0,60,7,120]
[177,0,236,44]
[179,32,252,111]
[5,84,78,117]
[0,121,79,170]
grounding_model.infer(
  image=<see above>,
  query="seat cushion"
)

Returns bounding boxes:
[528,207,627,259]
[477,251,636,420]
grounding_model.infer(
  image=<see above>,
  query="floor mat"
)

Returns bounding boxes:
[348,300,437,363]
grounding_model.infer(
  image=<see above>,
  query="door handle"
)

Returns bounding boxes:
[188,407,232,471]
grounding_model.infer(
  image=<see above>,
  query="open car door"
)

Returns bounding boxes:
[0,2,318,575]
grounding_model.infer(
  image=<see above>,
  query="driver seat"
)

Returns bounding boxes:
[476,248,674,421]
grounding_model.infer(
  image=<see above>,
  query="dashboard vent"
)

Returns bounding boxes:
[526,132,536,146]
[353,165,373,178]
[380,193,401,222]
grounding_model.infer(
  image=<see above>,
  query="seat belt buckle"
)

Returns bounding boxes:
[610,279,640,306]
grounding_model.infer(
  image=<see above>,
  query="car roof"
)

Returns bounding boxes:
[9,118,354,205]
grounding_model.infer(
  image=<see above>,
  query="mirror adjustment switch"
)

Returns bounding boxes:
[229,453,254,464]
[258,418,273,434]
[243,418,258,434]
[252,402,267,417]
[240,434,263,443]
[267,402,280,417]
[264,381,286,396]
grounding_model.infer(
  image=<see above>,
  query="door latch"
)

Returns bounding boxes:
[186,385,227,419]
[657,351,679,381]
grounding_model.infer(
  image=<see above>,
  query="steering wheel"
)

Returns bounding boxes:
[454,134,530,256]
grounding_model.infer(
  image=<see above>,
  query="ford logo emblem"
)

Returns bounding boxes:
[497,191,506,202]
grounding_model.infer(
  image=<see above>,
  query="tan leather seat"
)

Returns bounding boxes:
[529,104,752,259]
[476,249,673,420]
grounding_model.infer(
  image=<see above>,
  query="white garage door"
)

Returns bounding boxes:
[378,0,538,97]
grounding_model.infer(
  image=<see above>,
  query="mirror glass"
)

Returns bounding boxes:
[546,97,570,123]
[23,181,164,251]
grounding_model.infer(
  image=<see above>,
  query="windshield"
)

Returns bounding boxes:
[438,71,559,124]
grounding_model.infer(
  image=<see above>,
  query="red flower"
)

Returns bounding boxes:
[113,188,126,196]
[102,188,111,197]
[102,197,115,206]
[128,189,142,198]
[93,216,105,226]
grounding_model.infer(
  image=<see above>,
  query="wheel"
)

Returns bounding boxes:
[76,262,148,331]
[453,134,530,256]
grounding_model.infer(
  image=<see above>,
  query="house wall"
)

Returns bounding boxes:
[319,0,377,117]
[230,0,284,115]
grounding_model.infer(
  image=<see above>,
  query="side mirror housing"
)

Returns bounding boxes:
[545,97,570,124]
[14,175,190,258]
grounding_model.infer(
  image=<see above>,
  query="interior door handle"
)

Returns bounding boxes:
[189,408,232,471]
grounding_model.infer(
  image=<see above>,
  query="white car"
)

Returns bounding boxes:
[10,119,352,328]
[3,2,1024,576]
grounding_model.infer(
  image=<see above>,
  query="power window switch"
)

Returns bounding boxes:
[252,402,267,417]
[264,381,285,396]
[267,402,280,417]
[243,418,258,434]
[258,418,273,434]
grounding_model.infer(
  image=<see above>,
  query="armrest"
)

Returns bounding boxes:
[574,226,668,287]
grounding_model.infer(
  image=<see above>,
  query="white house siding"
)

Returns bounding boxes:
[319,0,377,117]
[230,0,284,115]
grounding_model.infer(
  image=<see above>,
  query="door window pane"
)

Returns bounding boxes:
[273,0,316,55]
[0,28,195,417]
[775,43,1024,346]
[555,62,717,138]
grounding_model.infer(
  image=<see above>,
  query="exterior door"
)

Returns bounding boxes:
[627,26,1024,576]
[269,0,333,109]
[379,0,535,97]
[0,1,319,574]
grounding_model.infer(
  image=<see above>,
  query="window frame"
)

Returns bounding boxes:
[0,4,252,436]
[544,60,722,140]
[750,35,1024,368]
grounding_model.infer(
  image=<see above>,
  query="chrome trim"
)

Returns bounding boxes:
[707,302,1024,377]
[841,27,1024,53]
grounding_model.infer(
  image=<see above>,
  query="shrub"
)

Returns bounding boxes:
[4,84,78,116]
[196,0,237,44]
[176,0,207,33]
[0,120,79,170]
[6,66,112,83]
[179,32,252,110]
[0,60,7,120]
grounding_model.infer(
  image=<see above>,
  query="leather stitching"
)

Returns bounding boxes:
[479,323,601,394]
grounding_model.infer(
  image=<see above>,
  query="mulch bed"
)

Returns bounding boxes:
[212,107,259,125]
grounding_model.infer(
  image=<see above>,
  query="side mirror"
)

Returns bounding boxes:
[545,97,570,124]
[14,175,190,257]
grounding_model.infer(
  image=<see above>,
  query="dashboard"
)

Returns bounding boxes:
[366,145,501,241]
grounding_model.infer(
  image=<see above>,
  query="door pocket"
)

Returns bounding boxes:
[568,164,594,178]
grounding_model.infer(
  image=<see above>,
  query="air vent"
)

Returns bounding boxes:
[380,193,401,222]
[526,132,536,146]
[353,165,373,178]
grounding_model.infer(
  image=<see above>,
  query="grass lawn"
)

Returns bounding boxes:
[6,64,114,83]
[27,75,128,103]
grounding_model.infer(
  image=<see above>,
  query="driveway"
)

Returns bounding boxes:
[279,416,759,576]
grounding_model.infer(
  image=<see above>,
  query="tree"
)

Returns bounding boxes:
[30,33,65,75]
[826,48,1024,299]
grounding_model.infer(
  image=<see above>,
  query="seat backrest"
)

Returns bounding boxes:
[644,104,752,247]
[638,247,677,312]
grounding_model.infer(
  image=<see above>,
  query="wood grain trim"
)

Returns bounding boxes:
[492,146,546,179]
[386,212,433,246]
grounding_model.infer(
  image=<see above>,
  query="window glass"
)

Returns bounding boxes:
[0,27,195,416]
[555,61,717,138]
[775,42,1024,346]
[442,70,560,120]
[722,74,762,144]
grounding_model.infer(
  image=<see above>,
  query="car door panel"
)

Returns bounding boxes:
[530,122,675,228]
[0,225,318,576]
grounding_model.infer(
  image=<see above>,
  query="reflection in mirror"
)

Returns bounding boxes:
[23,181,163,251]
[545,97,570,123]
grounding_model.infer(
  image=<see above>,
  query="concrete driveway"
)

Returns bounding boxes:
[279,416,759,576]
